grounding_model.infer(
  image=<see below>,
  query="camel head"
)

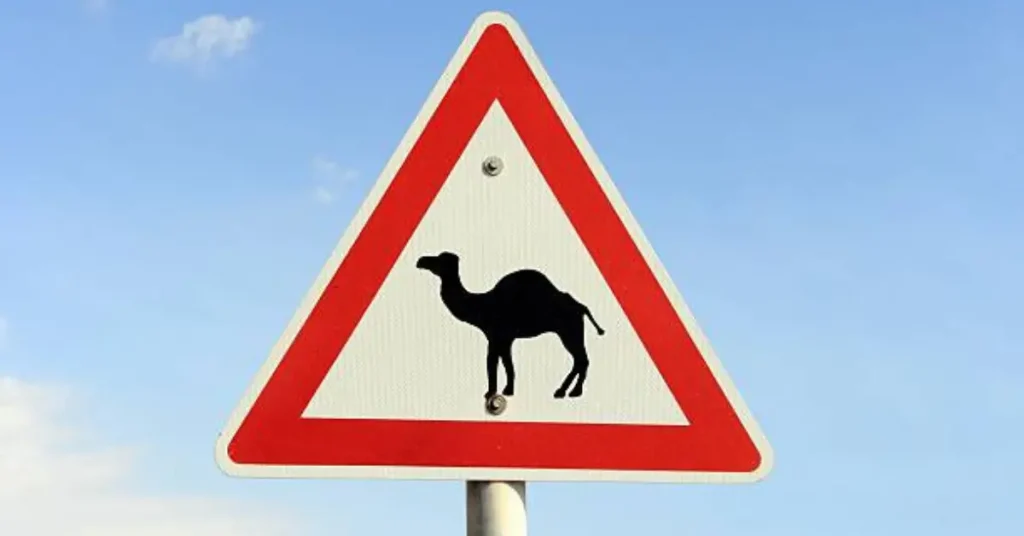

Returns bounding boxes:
[416,251,460,278]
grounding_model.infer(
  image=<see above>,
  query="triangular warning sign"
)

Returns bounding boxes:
[216,11,772,483]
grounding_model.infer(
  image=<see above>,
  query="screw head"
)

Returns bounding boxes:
[485,394,507,416]
[482,156,503,177]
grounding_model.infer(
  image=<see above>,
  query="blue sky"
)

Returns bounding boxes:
[0,0,1021,534]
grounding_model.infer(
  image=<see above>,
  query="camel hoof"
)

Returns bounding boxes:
[502,386,515,397]
[484,391,497,400]
[553,389,567,399]
[568,389,583,398]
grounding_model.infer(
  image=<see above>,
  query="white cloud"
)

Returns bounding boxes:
[312,155,358,182]
[151,15,259,68]
[0,376,296,535]
[314,186,336,205]
[311,155,358,204]
[83,0,110,14]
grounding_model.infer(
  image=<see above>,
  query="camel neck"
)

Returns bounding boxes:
[439,273,477,324]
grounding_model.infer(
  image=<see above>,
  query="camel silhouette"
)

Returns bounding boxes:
[416,251,605,400]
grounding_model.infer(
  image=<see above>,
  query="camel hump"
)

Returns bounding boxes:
[492,268,559,293]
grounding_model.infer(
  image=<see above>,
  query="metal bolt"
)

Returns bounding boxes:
[485,394,507,416]
[482,156,504,177]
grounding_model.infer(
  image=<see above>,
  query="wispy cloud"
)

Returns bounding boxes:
[150,14,259,69]
[0,376,297,535]
[82,0,110,14]
[313,186,336,205]
[311,155,358,204]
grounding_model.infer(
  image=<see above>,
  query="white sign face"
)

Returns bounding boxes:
[215,11,772,484]
[302,102,689,427]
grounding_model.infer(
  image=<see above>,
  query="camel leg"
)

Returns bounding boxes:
[554,322,587,399]
[567,351,589,398]
[500,349,515,397]
[554,368,577,399]
[485,342,500,400]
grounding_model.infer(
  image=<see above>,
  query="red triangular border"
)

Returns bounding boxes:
[226,21,763,475]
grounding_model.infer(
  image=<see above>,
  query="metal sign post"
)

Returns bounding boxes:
[467,481,527,536]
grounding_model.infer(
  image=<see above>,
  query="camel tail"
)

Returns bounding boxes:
[581,304,605,336]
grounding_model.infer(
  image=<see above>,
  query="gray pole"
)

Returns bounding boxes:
[466,481,527,536]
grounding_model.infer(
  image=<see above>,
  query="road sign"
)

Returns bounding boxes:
[215,11,772,483]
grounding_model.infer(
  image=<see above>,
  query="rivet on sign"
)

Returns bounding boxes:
[482,156,504,177]
[485,394,507,416]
